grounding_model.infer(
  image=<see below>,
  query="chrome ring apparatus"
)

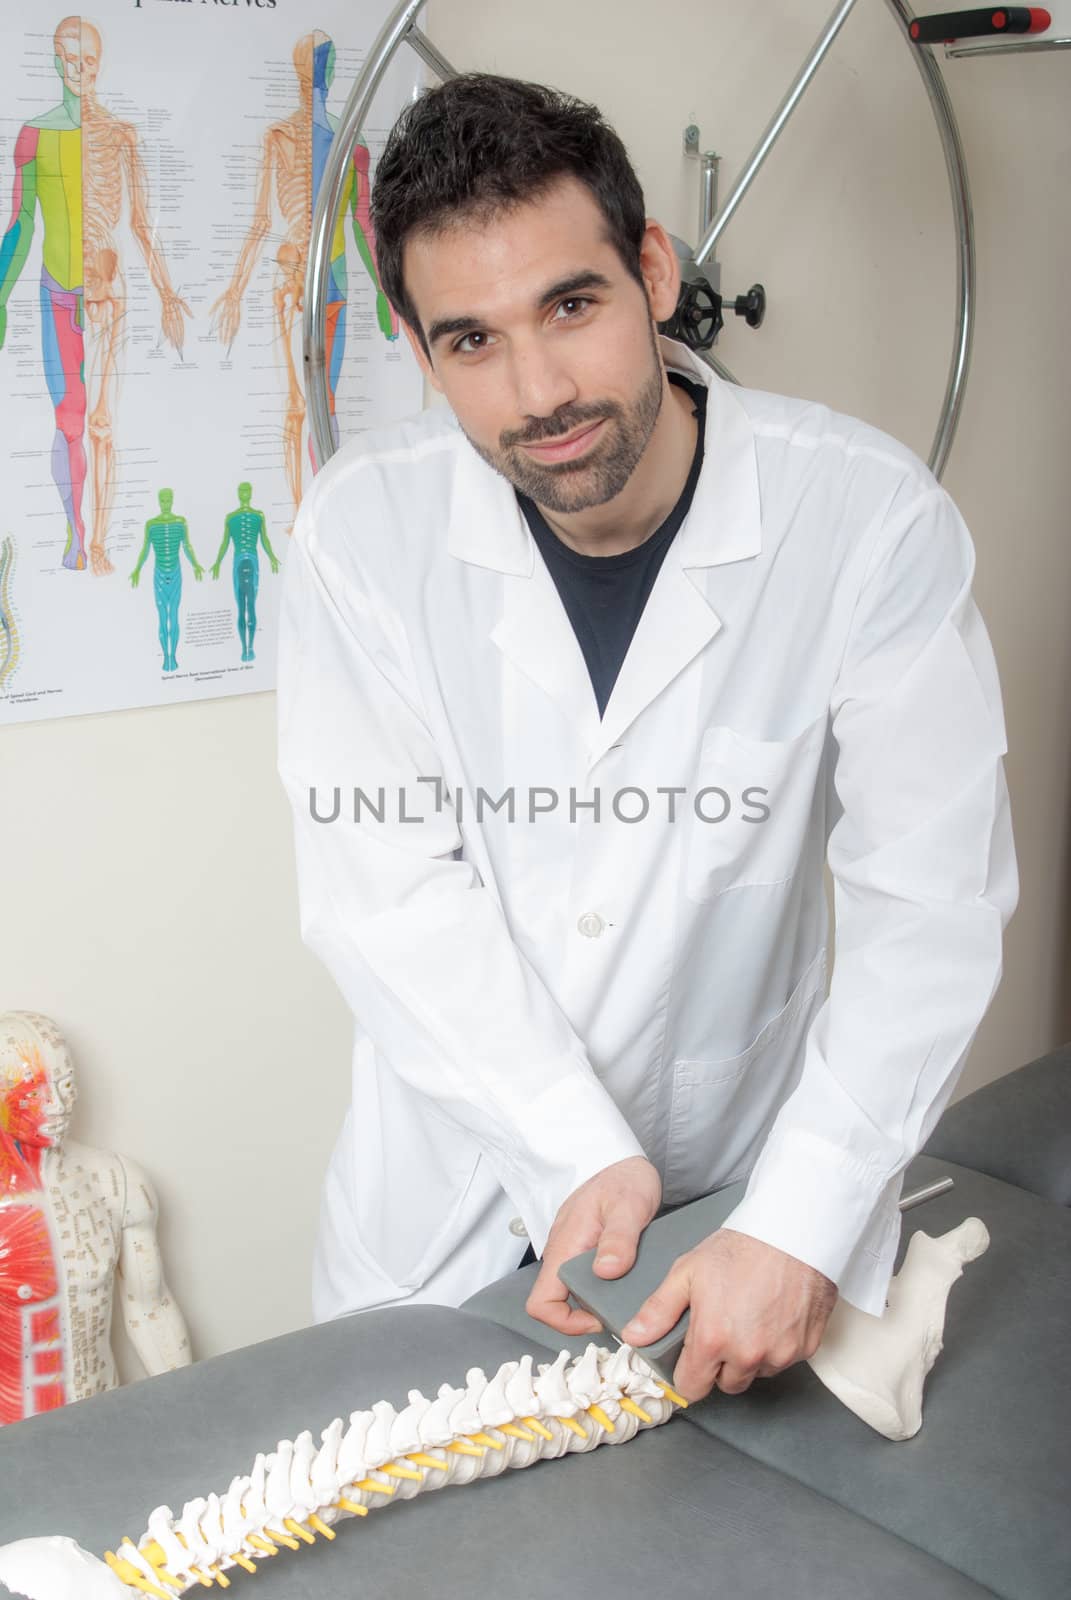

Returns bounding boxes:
[303,0,975,481]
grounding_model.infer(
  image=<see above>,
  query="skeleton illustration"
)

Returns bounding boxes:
[0,18,190,577]
[210,30,398,525]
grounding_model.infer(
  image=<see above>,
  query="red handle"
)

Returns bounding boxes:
[909,7,1051,42]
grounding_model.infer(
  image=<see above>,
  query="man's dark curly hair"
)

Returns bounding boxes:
[370,73,648,356]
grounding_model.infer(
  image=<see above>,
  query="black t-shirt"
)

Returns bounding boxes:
[516,371,707,719]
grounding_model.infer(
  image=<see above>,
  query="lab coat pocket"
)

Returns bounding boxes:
[684,713,828,900]
[662,948,827,1206]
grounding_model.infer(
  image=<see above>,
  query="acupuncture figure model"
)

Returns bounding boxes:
[209,30,398,521]
[0,17,190,576]
[130,489,203,673]
[210,483,279,661]
[0,1010,191,1427]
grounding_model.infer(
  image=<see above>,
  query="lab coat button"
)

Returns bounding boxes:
[508,1217,528,1238]
[577,911,605,938]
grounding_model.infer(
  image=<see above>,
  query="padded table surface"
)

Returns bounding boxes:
[0,1303,995,1600]
[923,1047,1071,1207]
[464,1156,1071,1600]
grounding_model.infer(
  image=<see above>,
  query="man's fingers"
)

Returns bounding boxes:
[619,1266,690,1347]
[712,1358,760,1396]
[671,1320,732,1402]
[593,1177,659,1278]
[544,1303,604,1336]
[528,1155,662,1332]
[673,1322,762,1400]
[526,1261,602,1337]
[593,1213,644,1279]
[675,1332,780,1399]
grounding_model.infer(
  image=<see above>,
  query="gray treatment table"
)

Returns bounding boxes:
[2,1046,1069,1600]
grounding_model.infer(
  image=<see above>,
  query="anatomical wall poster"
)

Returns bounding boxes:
[0,0,422,723]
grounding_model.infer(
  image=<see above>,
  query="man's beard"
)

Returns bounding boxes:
[462,322,665,514]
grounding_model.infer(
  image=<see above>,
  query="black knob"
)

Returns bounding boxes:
[658,280,724,352]
[726,283,766,330]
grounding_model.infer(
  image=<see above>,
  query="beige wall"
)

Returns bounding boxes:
[2,0,1068,1370]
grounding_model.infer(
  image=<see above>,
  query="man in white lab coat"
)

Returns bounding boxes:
[276,74,1017,1402]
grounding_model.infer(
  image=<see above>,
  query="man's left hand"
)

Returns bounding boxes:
[619,1229,838,1402]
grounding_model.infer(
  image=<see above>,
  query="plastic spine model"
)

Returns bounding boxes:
[103,1345,684,1596]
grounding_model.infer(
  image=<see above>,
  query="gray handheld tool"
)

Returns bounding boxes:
[558,1174,956,1386]
[558,1180,749,1386]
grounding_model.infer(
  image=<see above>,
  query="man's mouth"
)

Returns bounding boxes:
[519,418,606,464]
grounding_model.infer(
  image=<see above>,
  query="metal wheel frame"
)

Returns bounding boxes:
[304,0,974,481]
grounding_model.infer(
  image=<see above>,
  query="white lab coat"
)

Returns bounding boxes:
[276,336,1017,1324]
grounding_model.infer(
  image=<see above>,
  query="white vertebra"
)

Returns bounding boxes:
[0,1345,677,1600]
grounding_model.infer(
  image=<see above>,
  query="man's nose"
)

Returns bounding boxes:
[508,338,578,426]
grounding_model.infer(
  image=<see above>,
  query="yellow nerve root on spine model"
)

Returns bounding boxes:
[0,1344,686,1598]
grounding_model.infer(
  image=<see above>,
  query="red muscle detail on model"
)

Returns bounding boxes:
[0,1197,64,1422]
[34,1347,63,1377]
[31,1307,59,1344]
[0,1189,58,1295]
[0,1045,69,1421]
[33,1382,66,1412]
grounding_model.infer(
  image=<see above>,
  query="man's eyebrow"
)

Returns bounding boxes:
[426,270,615,350]
[536,270,614,307]
[427,314,483,349]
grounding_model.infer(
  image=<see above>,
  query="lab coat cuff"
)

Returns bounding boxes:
[510,1076,648,1256]
[718,1127,896,1296]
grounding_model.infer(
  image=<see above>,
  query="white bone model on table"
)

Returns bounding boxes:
[0,1344,679,1598]
[0,1215,988,1599]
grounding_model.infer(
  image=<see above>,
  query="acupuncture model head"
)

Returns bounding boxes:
[0,1012,76,1152]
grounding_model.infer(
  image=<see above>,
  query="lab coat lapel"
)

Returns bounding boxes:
[491,555,605,755]
[447,425,604,751]
[592,346,763,762]
[590,559,723,761]
[446,338,762,768]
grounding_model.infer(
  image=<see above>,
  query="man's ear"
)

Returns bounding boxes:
[638,220,682,326]
[401,319,442,392]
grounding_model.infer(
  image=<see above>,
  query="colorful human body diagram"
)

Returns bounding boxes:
[129,490,203,673]
[0,8,421,726]
[211,31,398,524]
[0,19,189,580]
[210,483,279,661]
[313,34,399,453]
[1,109,87,572]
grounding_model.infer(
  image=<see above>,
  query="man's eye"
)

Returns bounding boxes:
[455,331,492,355]
[556,297,592,320]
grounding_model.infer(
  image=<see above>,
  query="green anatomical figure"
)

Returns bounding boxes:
[210,482,279,662]
[129,489,203,673]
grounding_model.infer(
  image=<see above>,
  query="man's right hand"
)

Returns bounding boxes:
[525,1156,662,1337]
